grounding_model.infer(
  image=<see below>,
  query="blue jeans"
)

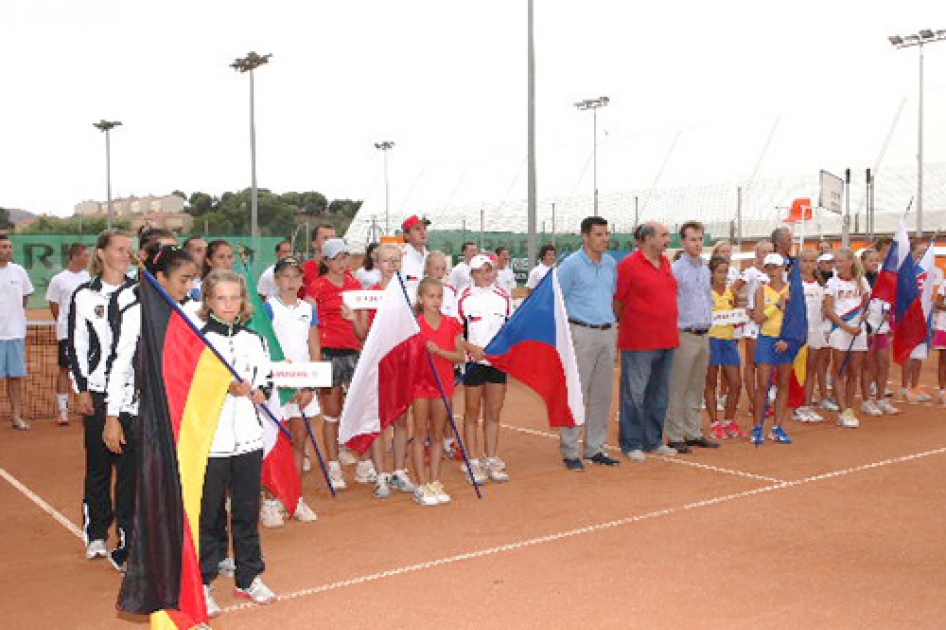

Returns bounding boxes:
[618,349,675,453]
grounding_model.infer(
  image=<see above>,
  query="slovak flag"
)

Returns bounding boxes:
[340,274,422,453]
[484,269,585,428]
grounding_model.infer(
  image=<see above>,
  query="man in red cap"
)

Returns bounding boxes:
[400,215,430,300]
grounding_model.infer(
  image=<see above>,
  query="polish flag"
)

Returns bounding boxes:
[261,393,302,516]
[340,274,422,453]
[485,269,585,428]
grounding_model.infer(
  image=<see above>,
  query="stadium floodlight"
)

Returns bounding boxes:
[374,141,395,234]
[889,29,946,234]
[93,120,122,229]
[574,96,610,216]
[231,51,272,257]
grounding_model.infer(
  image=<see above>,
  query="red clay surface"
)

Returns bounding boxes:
[2,365,945,630]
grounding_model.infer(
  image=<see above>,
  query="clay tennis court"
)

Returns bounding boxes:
[2,363,945,630]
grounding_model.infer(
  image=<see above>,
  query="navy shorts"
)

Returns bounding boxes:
[755,334,794,365]
[463,363,507,387]
[710,338,741,366]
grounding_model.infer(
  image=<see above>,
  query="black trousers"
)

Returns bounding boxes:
[200,450,264,589]
[82,393,136,563]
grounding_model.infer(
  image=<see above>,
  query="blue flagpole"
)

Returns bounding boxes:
[301,411,336,498]
[141,267,294,442]
[395,272,483,499]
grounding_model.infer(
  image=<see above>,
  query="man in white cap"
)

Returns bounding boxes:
[400,215,430,300]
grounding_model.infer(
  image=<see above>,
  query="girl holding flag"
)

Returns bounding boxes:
[705,256,744,439]
[860,248,899,416]
[198,269,276,615]
[750,253,793,445]
[735,240,774,419]
[260,256,320,525]
[824,248,871,429]
[411,277,466,506]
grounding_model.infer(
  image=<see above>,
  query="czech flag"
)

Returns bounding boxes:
[118,271,232,630]
[340,274,423,453]
[484,269,585,428]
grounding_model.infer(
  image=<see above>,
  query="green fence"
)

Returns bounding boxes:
[8,235,286,309]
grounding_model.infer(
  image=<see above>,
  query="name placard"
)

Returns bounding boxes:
[342,290,384,310]
[712,308,749,326]
[270,362,332,388]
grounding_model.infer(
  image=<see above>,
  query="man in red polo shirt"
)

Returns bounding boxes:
[301,223,337,297]
[614,222,680,461]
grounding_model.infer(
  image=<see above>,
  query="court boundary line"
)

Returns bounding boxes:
[223,444,946,614]
[0,465,84,540]
[500,423,787,483]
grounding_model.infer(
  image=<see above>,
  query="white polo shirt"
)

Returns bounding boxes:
[46,268,90,340]
[0,262,34,340]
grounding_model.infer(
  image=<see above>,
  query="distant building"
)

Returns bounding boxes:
[74,194,186,218]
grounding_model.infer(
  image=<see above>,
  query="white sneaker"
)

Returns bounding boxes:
[292,498,318,522]
[328,461,347,490]
[373,473,392,499]
[302,456,312,472]
[430,480,452,504]
[260,499,285,528]
[651,444,678,457]
[389,469,417,493]
[204,584,223,618]
[820,398,840,412]
[234,575,276,605]
[915,388,933,403]
[625,449,646,462]
[354,460,378,484]
[412,483,439,507]
[861,400,883,417]
[218,557,235,577]
[937,391,946,406]
[838,408,860,429]
[337,447,358,466]
[878,399,901,415]
[462,459,488,484]
[85,539,108,559]
[805,407,825,422]
[793,406,812,422]
[483,457,510,483]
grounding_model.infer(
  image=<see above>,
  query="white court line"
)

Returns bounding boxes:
[224,444,946,614]
[0,466,84,540]
[500,423,786,483]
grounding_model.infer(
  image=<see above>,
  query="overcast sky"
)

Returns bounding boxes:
[1,0,943,219]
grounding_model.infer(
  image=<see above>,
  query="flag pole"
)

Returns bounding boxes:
[301,411,336,498]
[395,272,483,498]
[138,262,294,442]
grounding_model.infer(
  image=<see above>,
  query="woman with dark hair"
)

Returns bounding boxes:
[355,242,381,289]
[203,240,235,279]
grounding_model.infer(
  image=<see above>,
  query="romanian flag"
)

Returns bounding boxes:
[779,260,808,409]
[118,271,232,630]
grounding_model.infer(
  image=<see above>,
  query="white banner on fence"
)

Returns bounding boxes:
[819,170,844,215]
[342,290,385,310]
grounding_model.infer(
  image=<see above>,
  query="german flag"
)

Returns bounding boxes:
[118,272,232,630]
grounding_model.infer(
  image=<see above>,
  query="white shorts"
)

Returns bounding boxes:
[909,343,929,360]
[283,397,320,420]
[742,321,760,340]
[807,328,828,350]
[828,326,868,352]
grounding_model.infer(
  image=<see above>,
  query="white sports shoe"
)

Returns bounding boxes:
[793,406,813,422]
[877,399,901,415]
[354,460,378,484]
[389,469,417,493]
[85,539,108,559]
[234,575,277,605]
[328,461,347,491]
[373,473,392,499]
[483,457,510,483]
[651,444,678,457]
[412,483,439,507]
[838,408,860,429]
[260,499,285,528]
[820,398,841,412]
[625,449,646,462]
[861,400,883,417]
[337,447,358,466]
[204,584,223,618]
[430,480,452,504]
[292,498,318,522]
[462,459,488,484]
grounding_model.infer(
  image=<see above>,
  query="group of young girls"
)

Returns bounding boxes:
[704,237,946,448]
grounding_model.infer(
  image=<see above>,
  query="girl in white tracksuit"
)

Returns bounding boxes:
[198,269,276,616]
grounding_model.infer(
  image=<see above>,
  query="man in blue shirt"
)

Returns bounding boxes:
[556,216,620,471]
[665,221,719,452]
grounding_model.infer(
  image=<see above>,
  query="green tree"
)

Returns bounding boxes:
[0,207,10,230]
[186,192,217,217]
[21,215,130,235]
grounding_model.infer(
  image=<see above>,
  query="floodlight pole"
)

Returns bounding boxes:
[231,51,272,259]
[526,0,537,272]
[889,29,946,235]
[93,120,122,229]
[374,141,395,234]
[574,96,610,216]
